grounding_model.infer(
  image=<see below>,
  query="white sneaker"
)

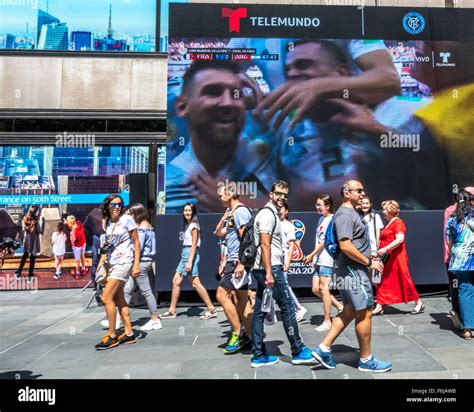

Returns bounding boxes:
[314,321,331,332]
[100,319,122,329]
[296,306,308,322]
[140,319,163,331]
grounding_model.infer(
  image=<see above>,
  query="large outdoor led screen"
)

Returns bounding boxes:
[0,0,157,52]
[166,4,474,213]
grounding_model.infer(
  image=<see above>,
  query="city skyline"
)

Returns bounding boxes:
[0,0,156,50]
[0,146,149,180]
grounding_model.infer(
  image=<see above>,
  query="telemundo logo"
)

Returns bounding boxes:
[403,12,425,35]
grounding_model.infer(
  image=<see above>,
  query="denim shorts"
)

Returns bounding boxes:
[175,246,200,277]
[313,265,333,277]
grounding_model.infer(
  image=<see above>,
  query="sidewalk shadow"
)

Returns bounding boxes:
[430,312,459,335]
[310,344,360,370]
[382,306,412,315]
[0,370,42,380]
[309,314,325,326]
[179,307,204,318]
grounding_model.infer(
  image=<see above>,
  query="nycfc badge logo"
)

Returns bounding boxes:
[403,12,425,35]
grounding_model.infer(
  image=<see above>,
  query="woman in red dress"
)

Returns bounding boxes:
[372,200,424,315]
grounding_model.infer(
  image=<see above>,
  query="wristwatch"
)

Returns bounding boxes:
[365,256,372,267]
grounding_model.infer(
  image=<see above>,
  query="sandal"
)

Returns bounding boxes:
[411,303,425,315]
[372,306,384,316]
[199,308,217,320]
[160,311,177,319]
[462,329,472,340]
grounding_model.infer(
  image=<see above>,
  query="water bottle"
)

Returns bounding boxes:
[261,287,273,313]
[371,269,382,285]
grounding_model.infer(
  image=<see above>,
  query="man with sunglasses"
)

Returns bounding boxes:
[250,180,314,368]
[312,180,392,372]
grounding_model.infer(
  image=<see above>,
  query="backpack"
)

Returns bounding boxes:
[239,206,277,268]
[324,217,339,259]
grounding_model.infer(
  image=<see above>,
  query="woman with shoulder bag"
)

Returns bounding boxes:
[95,194,141,350]
[372,200,424,316]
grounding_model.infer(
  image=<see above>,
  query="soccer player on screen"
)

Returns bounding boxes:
[275,40,372,209]
[258,39,400,132]
[166,60,276,213]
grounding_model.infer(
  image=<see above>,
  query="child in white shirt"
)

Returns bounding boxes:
[52,222,67,280]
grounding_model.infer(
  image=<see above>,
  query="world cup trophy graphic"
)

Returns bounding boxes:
[290,219,305,261]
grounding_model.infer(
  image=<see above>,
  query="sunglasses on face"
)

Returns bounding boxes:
[273,191,289,199]
[348,188,365,194]
[110,202,123,208]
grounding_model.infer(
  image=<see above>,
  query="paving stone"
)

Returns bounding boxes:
[0,290,469,379]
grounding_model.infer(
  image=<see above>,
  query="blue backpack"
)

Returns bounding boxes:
[324,217,339,259]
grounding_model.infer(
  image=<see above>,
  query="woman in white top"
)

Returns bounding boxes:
[304,195,344,332]
[161,203,217,320]
[52,222,67,280]
[95,194,140,350]
[361,196,384,258]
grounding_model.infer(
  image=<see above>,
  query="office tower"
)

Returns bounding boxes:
[5,34,15,49]
[72,31,92,51]
[36,9,60,47]
[37,22,68,50]
[93,4,128,51]
[3,146,31,159]
[131,146,149,173]
[52,147,95,177]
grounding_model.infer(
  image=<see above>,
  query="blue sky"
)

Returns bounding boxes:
[0,0,156,36]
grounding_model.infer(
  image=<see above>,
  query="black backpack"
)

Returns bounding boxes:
[238,206,277,268]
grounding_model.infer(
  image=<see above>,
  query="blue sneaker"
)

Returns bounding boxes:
[223,332,244,354]
[251,354,280,368]
[311,346,336,369]
[292,346,316,365]
[358,356,392,373]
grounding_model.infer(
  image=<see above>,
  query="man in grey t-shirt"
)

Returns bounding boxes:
[312,180,392,373]
[215,187,253,354]
[250,180,314,368]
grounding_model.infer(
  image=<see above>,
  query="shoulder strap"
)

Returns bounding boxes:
[372,213,378,249]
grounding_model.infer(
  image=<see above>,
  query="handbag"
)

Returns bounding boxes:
[95,257,109,286]
[94,222,118,285]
